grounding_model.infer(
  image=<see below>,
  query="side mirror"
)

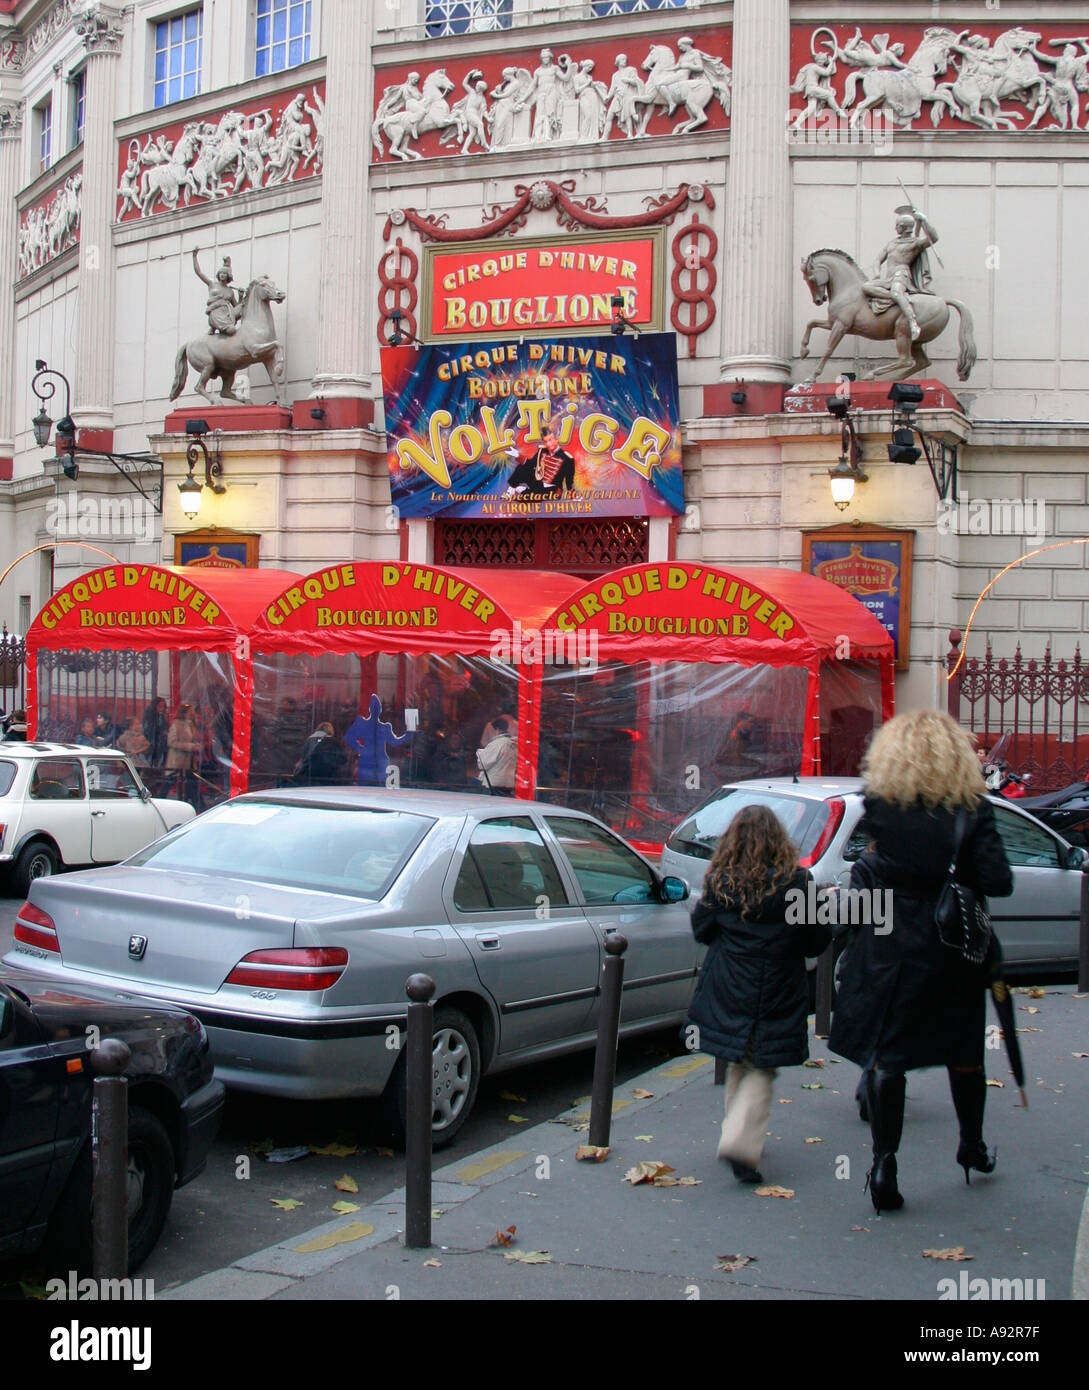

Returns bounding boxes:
[660,875,689,903]
[1066,845,1089,872]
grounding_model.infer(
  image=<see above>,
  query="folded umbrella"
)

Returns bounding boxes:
[989,976,1027,1108]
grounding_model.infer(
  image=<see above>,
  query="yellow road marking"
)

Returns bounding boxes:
[657,1057,712,1078]
[455,1150,530,1182]
[293,1221,375,1253]
[570,1099,632,1121]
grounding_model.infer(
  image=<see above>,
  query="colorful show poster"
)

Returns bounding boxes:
[381,333,683,520]
[809,539,903,660]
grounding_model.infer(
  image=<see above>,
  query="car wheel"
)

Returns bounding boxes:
[14,841,59,897]
[45,1105,176,1275]
[381,1006,482,1151]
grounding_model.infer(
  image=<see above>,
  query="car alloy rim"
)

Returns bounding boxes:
[431,1027,471,1129]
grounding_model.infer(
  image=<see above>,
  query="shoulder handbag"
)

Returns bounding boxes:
[934,809,993,965]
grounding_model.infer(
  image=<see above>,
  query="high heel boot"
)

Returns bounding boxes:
[864,1069,906,1212]
[949,1068,996,1183]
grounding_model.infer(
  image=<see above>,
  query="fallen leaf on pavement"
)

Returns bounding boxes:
[518,1191,538,1198]
[575,1144,610,1162]
[572,1122,590,1132]
[985,1079,1005,1088]
[1017,1027,1042,1033]
[624,1160,676,1185]
[309,1142,358,1158]
[923,1247,973,1261]
[504,1250,552,1264]
[1028,988,1046,998]
[490,1225,517,1247]
[777,1099,792,1105]
[334,1174,358,1193]
[804,1136,823,1143]
[635,1135,654,1142]
[331,1200,360,1214]
[715,1254,756,1272]
[632,1088,654,1099]
[423,1259,442,1268]
[499,1091,527,1103]
[653,1175,702,1187]
[270,1198,304,1210]
[801,1083,823,1090]
[803,1059,825,1069]
[754,1186,794,1199]
[850,1226,870,1233]
[1072,1053,1089,1059]
[1022,1007,1041,1015]
[431,1209,444,1218]
[1072,994,1088,1001]
[507,1115,530,1124]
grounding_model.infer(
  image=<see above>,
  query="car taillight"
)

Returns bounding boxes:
[225,948,348,991]
[14,900,60,953]
[798,798,846,869]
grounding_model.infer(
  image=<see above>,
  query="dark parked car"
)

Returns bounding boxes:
[0,962,224,1273]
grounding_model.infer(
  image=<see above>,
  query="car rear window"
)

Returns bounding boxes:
[126,801,434,899]
[0,761,16,796]
[666,789,834,862]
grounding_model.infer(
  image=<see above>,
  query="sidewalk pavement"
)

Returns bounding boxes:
[164,988,1089,1302]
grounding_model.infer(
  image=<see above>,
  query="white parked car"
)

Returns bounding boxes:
[0,742,195,895]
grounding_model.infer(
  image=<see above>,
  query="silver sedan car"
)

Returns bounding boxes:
[659,778,1088,971]
[4,790,696,1145]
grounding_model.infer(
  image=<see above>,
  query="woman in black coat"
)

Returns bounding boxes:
[829,709,1014,1212]
[687,805,832,1183]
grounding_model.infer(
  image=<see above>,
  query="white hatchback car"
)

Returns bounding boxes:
[0,742,195,895]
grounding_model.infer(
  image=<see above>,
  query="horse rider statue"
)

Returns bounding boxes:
[860,205,938,342]
[193,250,241,336]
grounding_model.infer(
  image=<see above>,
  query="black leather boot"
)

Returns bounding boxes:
[865,1069,905,1211]
[949,1068,996,1183]
[856,1069,870,1122]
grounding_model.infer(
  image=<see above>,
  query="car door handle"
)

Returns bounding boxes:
[91,810,106,817]
[476,935,501,950]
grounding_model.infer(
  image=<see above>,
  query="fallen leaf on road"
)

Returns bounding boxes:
[309,1142,358,1158]
[804,1136,823,1143]
[801,1083,823,1090]
[754,1186,794,1199]
[431,1209,444,1218]
[715,1254,756,1272]
[1017,1027,1042,1033]
[923,1247,973,1261]
[1072,1053,1089,1059]
[653,1175,702,1187]
[777,1099,792,1105]
[518,1191,538,1198]
[850,1226,871,1233]
[572,1122,590,1132]
[334,1174,359,1193]
[331,1200,360,1214]
[624,1160,676,1185]
[635,1135,654,1142]
[423,1259,441,1268]
[507,1114,530,1124]
[575,1144,610,1162]
[1072,994,1088,1001]
[985,1079,1004,1088]
[504,1250,552,1264]
[499,1091,527,1103]
[1021,1006,1041,1014]
[270,1198,304,1210]
[803,1059,825,1069]
[490,1225,517,1247]
[632,1088,654,1099]
[1028,988,1046,998]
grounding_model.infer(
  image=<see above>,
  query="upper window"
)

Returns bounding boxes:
[154,7,203,108]
[453,817,569,912]
[255,0,311,77]
[425,0,512,37]
[69,71,85,149]
[590,0,686,13]
[37,100,52,174]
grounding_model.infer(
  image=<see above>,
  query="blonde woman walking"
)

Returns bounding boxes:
[687,805,831,1182]
[830,710,1013,1211]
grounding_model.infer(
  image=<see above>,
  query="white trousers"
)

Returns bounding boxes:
[717,1058,777,1168]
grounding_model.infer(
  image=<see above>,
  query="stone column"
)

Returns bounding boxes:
[712,0,792,412]
[0,100,23,475]
[305,0,375,429]
[72,4,124,450]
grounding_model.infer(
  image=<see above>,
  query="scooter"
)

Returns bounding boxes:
[981,733,1030,799]
[982,732,1089,847]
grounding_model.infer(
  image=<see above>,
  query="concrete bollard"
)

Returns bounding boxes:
[90,1037,132,1279]
[404,973,436,1250]
[588,934,627,1149]
[814,943,835,1039]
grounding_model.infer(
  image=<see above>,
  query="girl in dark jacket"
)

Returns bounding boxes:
[829,709,1014,1212]
[687,805,832,1183]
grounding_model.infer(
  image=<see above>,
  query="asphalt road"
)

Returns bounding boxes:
[0,892,684,1295]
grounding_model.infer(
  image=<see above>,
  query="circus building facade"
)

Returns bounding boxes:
[0,0,1086,812]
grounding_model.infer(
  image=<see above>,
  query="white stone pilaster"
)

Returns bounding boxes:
[72,4,123,436]
[0,101,23,462]
[720,0,792,385]
[310,0,374,403]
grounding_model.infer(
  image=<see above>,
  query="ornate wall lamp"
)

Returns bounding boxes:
[826,389,868,511]
[178,419,225,519]
[31,359,163,511]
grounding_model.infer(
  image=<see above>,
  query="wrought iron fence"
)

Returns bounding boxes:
[0,628,27,716]
[946,629,1089,792]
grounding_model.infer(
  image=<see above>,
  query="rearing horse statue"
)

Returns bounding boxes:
[170,274,287,406]
[799,249,976,382]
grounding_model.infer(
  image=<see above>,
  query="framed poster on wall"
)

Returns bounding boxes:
[174,530,260,569]
[801,523,913,671]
